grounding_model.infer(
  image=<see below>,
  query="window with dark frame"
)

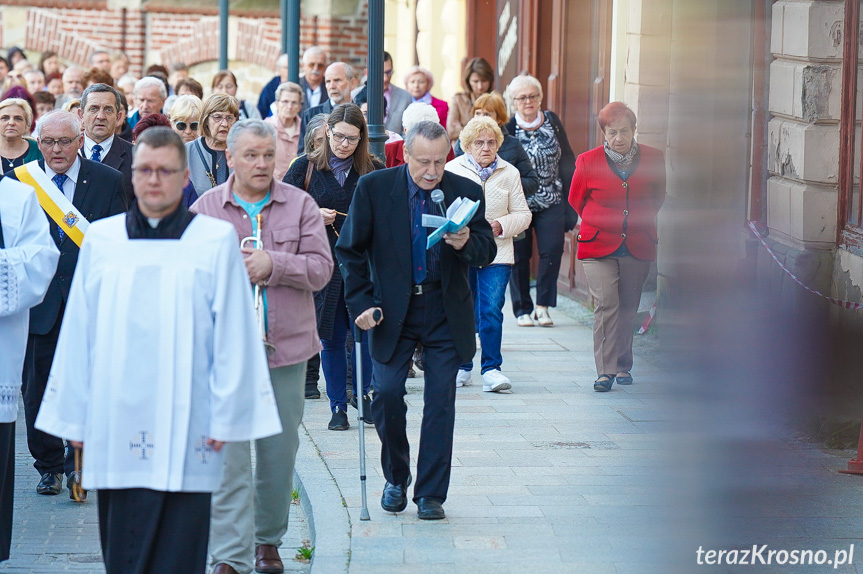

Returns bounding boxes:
[838,0,863,248]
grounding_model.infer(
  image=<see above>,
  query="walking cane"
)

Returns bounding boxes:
[353,308,379,522]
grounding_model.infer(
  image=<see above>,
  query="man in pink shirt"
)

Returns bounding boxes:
[190,119,333,574]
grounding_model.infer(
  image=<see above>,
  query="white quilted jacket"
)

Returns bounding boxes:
[445,155,532,265]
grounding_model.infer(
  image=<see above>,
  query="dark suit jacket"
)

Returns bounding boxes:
[81,137,134,207]
[335,164,496,364]
[299,99,335,150]
[6,158,126,334]
[257,75,281,119]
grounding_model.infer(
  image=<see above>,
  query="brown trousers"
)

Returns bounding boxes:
[581,255,651,376]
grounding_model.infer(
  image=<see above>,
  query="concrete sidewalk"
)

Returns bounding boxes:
[295,294,863,574]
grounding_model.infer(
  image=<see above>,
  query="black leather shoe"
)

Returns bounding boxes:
[350,394,374,424]
[36,472,63,495]
[381,475,412,513]
[416,497,445,520]
[67,471,87,502]
[305,383,321,399]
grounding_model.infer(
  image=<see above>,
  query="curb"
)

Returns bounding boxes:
[293,423,352,574]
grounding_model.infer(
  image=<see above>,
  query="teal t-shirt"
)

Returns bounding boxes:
[234,191,271,330]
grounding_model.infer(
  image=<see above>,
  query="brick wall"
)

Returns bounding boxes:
[7,1,369,76]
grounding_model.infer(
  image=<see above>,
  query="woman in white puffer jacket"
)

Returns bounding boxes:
[445,116,532,392]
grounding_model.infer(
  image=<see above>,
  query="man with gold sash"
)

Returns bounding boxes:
[4,110,125,499]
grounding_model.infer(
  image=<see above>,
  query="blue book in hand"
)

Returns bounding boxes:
[421,196,480,249]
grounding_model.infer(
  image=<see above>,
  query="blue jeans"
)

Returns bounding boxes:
[461,264,511,374]
[321,288,372,412]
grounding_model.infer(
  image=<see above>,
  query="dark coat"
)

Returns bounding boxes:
[454,128,540,199]
[81,136,134,208]
[505,110,578,230]
[335,164,497,364]
[257,75,281,119]
[299,99,335,150]
[283,154,384,339]
[5,158,126,334]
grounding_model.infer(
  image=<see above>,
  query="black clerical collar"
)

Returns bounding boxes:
[126,200,196,240]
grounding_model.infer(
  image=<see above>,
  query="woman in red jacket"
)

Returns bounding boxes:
[569,102,665,392]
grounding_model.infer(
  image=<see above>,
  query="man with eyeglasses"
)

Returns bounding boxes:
[4,110,125,500]
[79,83,134,206]
[34,127,281,574]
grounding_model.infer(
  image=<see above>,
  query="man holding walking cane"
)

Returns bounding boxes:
[336,121,495,520]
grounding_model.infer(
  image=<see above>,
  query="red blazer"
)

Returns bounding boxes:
[568,144,665,261]
[385,139,455,168]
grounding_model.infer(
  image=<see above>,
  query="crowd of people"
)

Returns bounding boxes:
[0,42,664,574]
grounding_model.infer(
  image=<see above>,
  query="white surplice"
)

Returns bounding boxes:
[35,213,282,492]
[0,179,59,424]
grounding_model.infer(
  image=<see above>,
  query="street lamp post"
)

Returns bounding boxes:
[283,0,301,83]
[367,0,386,163]
[219,0,228,69]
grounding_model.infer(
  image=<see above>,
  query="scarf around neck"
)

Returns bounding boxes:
[465,153,498,182]
[604,140,639,166]
[329,154,353,186]
[515,111,544,131]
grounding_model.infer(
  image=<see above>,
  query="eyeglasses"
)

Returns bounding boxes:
[132,167,183,179]
[472,139,497,150]
[40,135,80,148]
[330,131,361,145]
[209,114,236,125]
[514,93,540,104]
[174,121,199,131]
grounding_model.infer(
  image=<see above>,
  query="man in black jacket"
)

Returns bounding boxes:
[6,110,126,500]
[79,83,134,206]
[335,121,495,520]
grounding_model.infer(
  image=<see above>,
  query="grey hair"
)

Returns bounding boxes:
[275,81,304,105]
[404,121,449,154]
[81,83,122,110]
[134,76,168,100]
[89,49,109,64]
[35,110,82,138]
[226,119,276,153]
[327,62,354,81]
[505,74,543,114]
[302,46,326,63]
[277,53,288,67]
[303,113,328,154]
[401,102,439,134]
[23,70,44,81]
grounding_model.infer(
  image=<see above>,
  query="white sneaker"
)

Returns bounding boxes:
[482,370,512,392]
[456,370,472,388]
[517,314,534,327]
[534,306,553,327]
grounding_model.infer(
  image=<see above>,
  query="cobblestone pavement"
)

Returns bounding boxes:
[2,401,312,573]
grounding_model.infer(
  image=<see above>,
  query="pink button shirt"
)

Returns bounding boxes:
[190,174,334,368]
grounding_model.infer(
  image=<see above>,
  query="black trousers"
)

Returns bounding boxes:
[0,422,14,562]
[510,201,565,317]
[371,288,461,502]
[98,488,210,574]
[22,307,75,476]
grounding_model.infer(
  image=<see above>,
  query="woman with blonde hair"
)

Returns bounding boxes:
[446,116,531,392]
[0,98,40,173]
[185,92,239,195]
[168,94,203,144]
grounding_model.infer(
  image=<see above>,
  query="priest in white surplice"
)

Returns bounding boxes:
[0,178,59,563]
[35,127,282,574]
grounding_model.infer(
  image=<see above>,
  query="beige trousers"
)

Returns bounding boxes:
[208,361,306,574]
[581,256,651,376]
